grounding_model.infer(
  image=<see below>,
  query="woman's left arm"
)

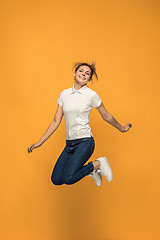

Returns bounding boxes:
[96,103,132,133]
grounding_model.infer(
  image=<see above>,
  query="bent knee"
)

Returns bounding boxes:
[51,175,64,185]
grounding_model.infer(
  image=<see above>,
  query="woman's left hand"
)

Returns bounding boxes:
[121,123,132,133]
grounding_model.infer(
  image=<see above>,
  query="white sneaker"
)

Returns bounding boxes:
[96,156,113,182]
[88,169,102,187]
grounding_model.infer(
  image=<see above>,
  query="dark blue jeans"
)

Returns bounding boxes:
[51,136,95,185]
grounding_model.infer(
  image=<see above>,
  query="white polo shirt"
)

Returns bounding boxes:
[57,83,102,140]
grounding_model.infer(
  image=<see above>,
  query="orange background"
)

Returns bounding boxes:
[1,0,160,240]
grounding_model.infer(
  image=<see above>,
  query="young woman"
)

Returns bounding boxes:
[28,62,132,187]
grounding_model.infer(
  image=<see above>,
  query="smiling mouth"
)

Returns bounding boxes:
[79,75,86,80]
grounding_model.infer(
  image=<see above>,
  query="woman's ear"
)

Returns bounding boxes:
[74,73,75,76]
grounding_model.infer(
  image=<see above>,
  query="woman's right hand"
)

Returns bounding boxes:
[28,141,42,153]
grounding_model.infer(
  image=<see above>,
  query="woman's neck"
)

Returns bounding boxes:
[74,82,86,90]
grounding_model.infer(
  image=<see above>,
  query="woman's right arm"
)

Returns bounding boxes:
[28,104,64,153]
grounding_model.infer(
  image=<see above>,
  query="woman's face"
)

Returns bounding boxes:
[74,65,91,85]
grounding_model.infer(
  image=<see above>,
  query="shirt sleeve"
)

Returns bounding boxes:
[91,91,102,108]
[57,90,64,106]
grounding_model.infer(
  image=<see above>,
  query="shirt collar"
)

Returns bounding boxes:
[71,83,88,94]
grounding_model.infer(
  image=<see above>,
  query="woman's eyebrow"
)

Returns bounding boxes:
[79,68,91,73]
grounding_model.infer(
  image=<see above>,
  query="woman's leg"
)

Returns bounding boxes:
[51,145,73,185]
[63,137,95,185]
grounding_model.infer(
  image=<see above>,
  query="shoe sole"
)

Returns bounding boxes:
[96,173,102,187]
[103,156,113,182]
[97,156,113,182]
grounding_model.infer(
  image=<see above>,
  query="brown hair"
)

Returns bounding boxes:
[72,61,98,84]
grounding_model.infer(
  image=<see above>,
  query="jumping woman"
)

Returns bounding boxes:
[28,62,132,187]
